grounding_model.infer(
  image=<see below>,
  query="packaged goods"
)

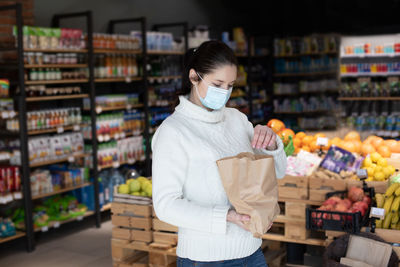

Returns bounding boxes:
[94,54,138,78]
[93,33,140,50]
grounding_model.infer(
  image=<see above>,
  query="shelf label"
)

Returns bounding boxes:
[98,135,104,142]
[125,77,132,83]
[41,226,49,232]
[96,107,102,114]
[53,222,60,228]
[0,196,7,204]
[316,137,329,147]
[163,77,169,83]
[104,135,110,142]
[127,158,136,165]
[112,162,120,168]
[13,192,22,200]
[9,111,16,118]
[157,78,162,83]
[357,169,368,179]
[149,78,155,84]
[120,132,126,138]
[68,156,75,163]
[77,216,83,221]
[370,207,385,219]
[126,104,132,110]
[1,112,9,119]
[73,125,80,131]
[57,127,64,134]
[114,133,120,140]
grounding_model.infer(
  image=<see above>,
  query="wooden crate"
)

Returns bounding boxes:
[278,175,309,200]
[112,202,153,243]
[309,177,347,202]
[346,180,389,194]
[152,214,178,246]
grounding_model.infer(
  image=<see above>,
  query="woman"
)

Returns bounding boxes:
[152,40,287,266]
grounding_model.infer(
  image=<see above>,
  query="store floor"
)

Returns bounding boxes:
[0,219,112,267]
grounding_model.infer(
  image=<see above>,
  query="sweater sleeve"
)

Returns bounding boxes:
[236,111,287,179]
[151,123,230,234]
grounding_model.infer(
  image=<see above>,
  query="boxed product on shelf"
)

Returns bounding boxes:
[94,54,138,78]
[340,62,400,75]
[0,166,22,203]
[83,94,139,109]
[275,55,338,74]
[0,79,10,97]
[93,33,140,50]
[24,52,86,65]
[0,218,17,238]
[274,35,339,56]
[341,34,400,56]
[274,79,339,95]
[24,85,82,97]
[28,133,84,164]
[30,169,52,196]
[147,56,181,77]
[340,79,400,97]
[26,68,88,81]
[13,26,85,50]
[131,31,183,52]
[273,96,339,113]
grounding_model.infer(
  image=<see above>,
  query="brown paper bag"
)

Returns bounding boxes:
[216,152,280,238]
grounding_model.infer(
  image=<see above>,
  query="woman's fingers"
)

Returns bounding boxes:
[251,125,262,148]
[261,130,273,149]
[239,214,251,222]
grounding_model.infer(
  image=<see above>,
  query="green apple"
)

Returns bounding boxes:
[129,180,141,193]
[118,184,129,194]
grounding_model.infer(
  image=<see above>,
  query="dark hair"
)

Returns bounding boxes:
[180,40,238,95]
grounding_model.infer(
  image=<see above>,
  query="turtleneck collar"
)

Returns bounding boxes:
[175,95,225,123]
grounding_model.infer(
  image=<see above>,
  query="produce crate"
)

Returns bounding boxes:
[346,180,389,194]
[152,210,178,246]
[112,238,177,267]
[306,186,374,234]
[309,177,347,201]
[112,202,153,243]
[278,175,309,200]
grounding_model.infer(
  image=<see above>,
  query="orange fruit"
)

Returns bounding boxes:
[295,132,306,140]
[353,140,362,154]
[372,137,384,149]
[342,141,357,153]
[301,146,310,152]
[313,133,326,140]
[364,135,377,145]
[377,145,392,158]
[331,137,342,146]
[294,147,300,154]
[344,131,361,141]
[384,139,398,152]
[293,138,302,148]
[278,128,295,146]
[302,136,314,146]
[309,140,319,152]
[323,140,332,151]
[361,143,376,156]
[267,119,285,134]
[391,141,400,153]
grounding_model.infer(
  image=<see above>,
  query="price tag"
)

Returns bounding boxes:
[316,137,329,147]
[41,226,49,232]
[140,155,146,161]
[127,158,136,165]
[157,78,162,83]
[5,194,12,203]
[57,127,64,134]
[120,132,126,138]
[0,196,7,204]
[163,77,169,83]
[98,135,104,142]
[125,77,132,83]
[73,125,80,131]
[104,135,110,142]
[174,78,179,82]
[391,132,398,138]
[112,162,120,168]
[53,222,60,228]
[370,207,385,219]
[126,104,132,110]
[68,156,75,163]
[77,216,83,221]
[114,133,120,140]
[13,192,22,199]
[98,166,102,171]
[95,107,102,114]
[357,169,368,179]
[9,111,16,118]
[149,78,155,84]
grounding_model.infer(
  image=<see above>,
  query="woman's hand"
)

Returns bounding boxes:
[227,210,251,231]
[252,125,277,150]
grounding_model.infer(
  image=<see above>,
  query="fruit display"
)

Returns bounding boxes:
[361,152,396,181]
[375,182,400,230]
[308,187,372,232]
[267,119,295,156]
[118,176,152,197]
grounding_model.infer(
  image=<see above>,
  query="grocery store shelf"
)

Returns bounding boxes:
[94,77,142,83]
[262,233,326,246]
[84,104,144,113]
[28,124,84,135]
[274,71,337,77]
[275,90,339,96]
[147,75,181,81]
[24,64,88,69]
[24,48,88,53]
[0,47,17,52]
[341,53,400,58]
[34,211,95,233]
[274,51,338,58]
[274,110,329,115]
[32,182,92,200]
[25,79,89,85]
[90,131,143,143]
[101,203,111,212]
[252,99,268,105]
[0,231,25,244]
[0,130,19,137]
[0,110,18,119]
[94,49,141,54]
[147,50,184,55]
[30,153,88,168]
[26,94,89,102]
[98,158,145,171]
[339,97,400,101]
[341,72,400,77]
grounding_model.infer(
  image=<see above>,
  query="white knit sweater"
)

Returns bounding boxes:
[152,96,287,261]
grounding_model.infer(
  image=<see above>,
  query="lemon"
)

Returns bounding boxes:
[370,152,382,163]
[126,178,135,186]
[375,165,383,173]
[118,184,130,194]
[365,177,374,182]
[371,163,377,170]
[363,157,373,167]
[374,171,385,181]
[383,168,392,179]
[377,158,388,167]
[388,165,396,175]
[366,167,375,176]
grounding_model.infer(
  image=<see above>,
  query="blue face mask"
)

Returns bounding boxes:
[195,72,232,110]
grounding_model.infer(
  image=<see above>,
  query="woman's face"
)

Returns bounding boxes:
[190,64,237,99]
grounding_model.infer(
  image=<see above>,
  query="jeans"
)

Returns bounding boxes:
[176,247,268,267]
